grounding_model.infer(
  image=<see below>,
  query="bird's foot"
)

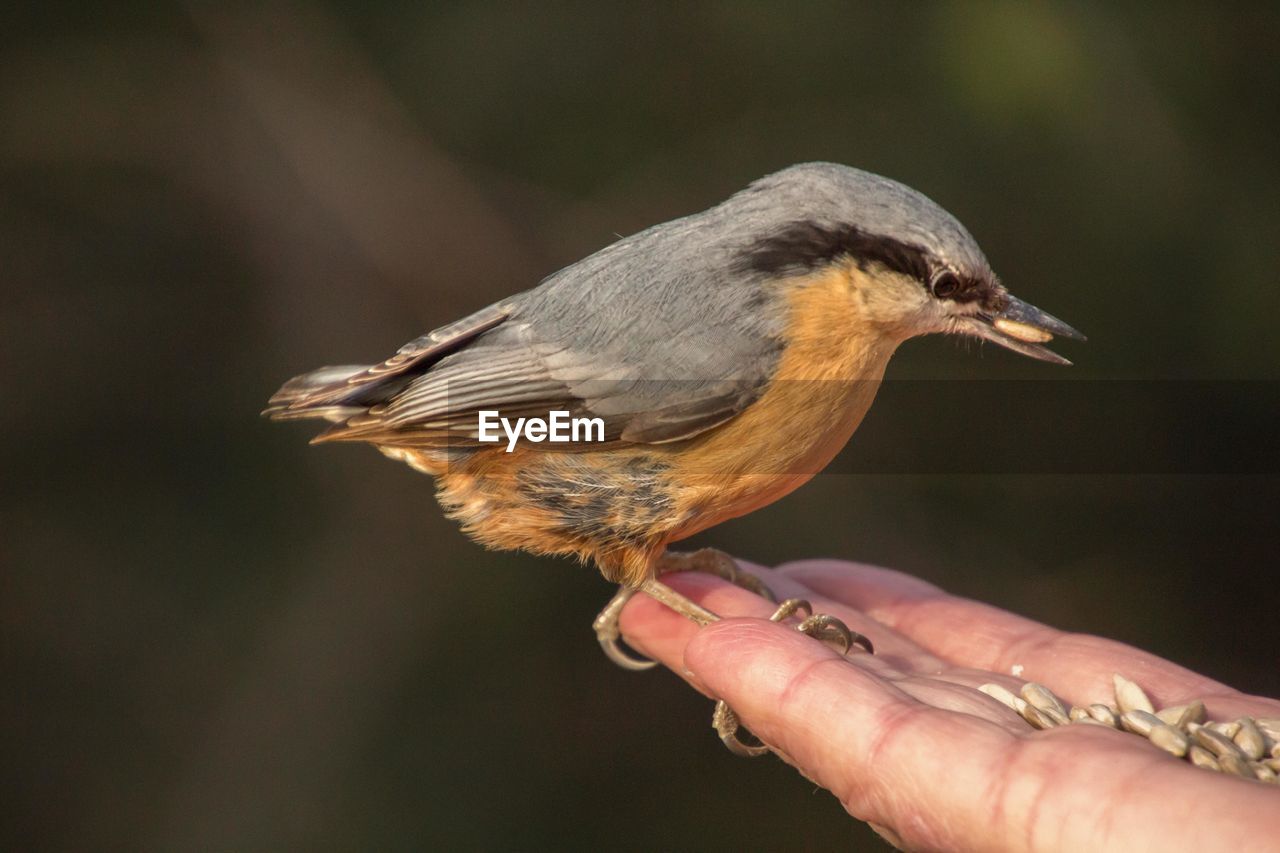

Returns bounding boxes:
[656,547,778,603]
[593,548,775,670]
[591,551,873,758]
[712,597,873,757]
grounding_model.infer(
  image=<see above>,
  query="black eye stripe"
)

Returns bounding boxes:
[738,221,994,305]
[737,221,931,281]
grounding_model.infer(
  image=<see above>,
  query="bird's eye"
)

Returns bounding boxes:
[931,271,960,299]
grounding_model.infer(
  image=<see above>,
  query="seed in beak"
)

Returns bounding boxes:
[994,317,1055,344]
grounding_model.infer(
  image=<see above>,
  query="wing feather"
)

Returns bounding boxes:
[271,203,788,449]
[263,301,514,417]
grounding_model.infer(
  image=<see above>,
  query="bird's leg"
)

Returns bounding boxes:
[592,548,874,758]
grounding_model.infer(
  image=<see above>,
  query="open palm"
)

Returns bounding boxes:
[619,560,1280,852]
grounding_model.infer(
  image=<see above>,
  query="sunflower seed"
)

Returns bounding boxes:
[1263,758,1280,773]
[1155,701,1205,729]
[1038,705,1071,726]
[1113,675,1155,714]
[1256,726,1277,753]
[1148,724,1190,758]
[1193,726,1246,760]
[1210,720,1241,739]
[1021,703,1061,730]
[1022,683,1070,723]
[1234,718,1266,760]
[1088,704,1120,727]
[1069,707,1091,722]
[1073,716,1112,727]
[1218,753,1255,779]
[1253,762,1277,783]
[994,317,1055,344]
[1121,709,1162,737]
[1189,745,1220,771]
[978,683,1024,713]
[1152,722,1187,753]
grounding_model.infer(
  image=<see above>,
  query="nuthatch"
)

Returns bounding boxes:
[266,162,1084,754]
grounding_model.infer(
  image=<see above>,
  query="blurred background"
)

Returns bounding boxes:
[4,2,1279,850]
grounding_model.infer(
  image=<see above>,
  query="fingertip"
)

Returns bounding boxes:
[614,576,780,688]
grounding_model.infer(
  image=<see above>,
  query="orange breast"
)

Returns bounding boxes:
[664,261,901,538]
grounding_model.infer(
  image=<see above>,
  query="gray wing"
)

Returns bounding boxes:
[263,300,516,421]
[274,200,788,448]
[325,323,773,447]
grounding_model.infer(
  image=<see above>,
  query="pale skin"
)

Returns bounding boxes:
[617,560,1280,852]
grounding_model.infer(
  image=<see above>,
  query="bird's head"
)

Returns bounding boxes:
[730,163,1085,364]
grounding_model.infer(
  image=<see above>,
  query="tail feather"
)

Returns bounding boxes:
[264,301,517,437]
[262,365,371,423]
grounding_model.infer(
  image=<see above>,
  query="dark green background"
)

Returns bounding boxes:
[4,3,1278,850]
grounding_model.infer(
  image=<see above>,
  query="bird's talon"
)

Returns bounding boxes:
[770,601,874,656]
[733,570,778,603]
[797,613,853,654]
[712,700,770,758]
[598,634,659,671]
[593,585,659,671]
[796,613,874,656]
[768,597,813,622]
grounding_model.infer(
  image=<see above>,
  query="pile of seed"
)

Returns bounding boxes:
[978,675,1280,784]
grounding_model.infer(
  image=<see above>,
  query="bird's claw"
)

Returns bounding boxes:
[592,586,658,671]
[594,548,781,674]
[712,700,770,758]
[592,552,873,759]
[711,598,875,759]
[597,634,659,671]
[770,597,873,656]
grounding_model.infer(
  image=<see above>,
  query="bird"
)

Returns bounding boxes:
[264,162,1084,754]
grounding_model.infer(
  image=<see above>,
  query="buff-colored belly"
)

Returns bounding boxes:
[666,362,887,539]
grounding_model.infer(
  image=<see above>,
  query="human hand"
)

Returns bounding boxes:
[618,560,1280,852]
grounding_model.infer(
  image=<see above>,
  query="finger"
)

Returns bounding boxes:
[779,560,1280,718]
[686,618,1280,852]
[616,570,1036,741]
[617,573,909,697]
[730,564,949,671]
[617,572,776,696]
[617,567,946,681]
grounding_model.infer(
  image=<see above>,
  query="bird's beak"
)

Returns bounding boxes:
[958,296,1086,366]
